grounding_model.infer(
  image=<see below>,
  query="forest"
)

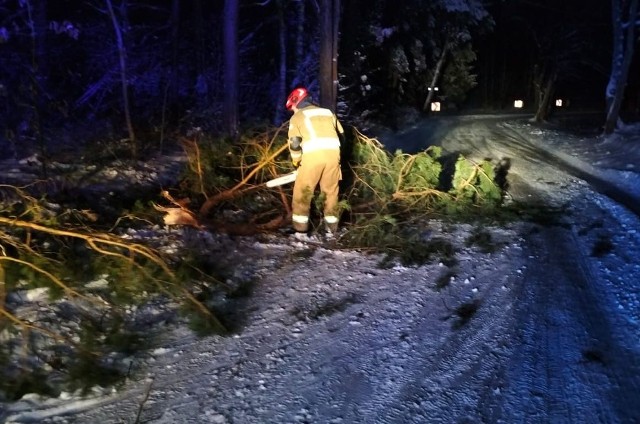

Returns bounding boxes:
[1,0,635,163]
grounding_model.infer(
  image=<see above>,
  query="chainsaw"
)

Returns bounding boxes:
[265,171,297,187]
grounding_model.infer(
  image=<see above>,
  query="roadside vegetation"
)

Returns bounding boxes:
[0,125,509,400]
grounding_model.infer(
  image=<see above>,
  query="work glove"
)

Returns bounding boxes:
[289,136,302,169]
[289,136,302,152]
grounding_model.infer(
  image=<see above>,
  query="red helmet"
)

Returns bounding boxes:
[285,87,309,110]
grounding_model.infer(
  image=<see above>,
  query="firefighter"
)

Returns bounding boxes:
[285,87,344,234]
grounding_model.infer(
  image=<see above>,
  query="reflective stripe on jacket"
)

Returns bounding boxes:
[288,105,343,157]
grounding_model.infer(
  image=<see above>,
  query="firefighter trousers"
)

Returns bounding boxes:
[291,149,341,232]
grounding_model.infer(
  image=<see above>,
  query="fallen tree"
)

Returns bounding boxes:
[0,184,225,400]
[0,124,507,400]
[156,127,505,256]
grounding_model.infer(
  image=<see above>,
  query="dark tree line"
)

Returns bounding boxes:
[0,0,634,160]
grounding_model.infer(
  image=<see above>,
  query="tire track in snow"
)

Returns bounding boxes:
[436,117,640,422]
[495,190,640,423]
[269,245,524,423]
[504,223,617,422]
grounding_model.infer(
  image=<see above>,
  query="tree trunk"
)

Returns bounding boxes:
[105,0,136,157]
[25,0,48,174]
[605,0,624,114]
[169,0,180,108]
[332,0,340,109]
[159,0,180,151]
[422,42,450,112]
[533,70,557,122]
[294,0,305,81]
[223,0,239,139]
[194,0,206,77]
[319,0,339,111]
[274,0,287,125]
[604,0,638,134]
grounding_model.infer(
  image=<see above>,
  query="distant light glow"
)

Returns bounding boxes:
[431,102,441,112]
[514,100,524,108]
[555,99,563,107]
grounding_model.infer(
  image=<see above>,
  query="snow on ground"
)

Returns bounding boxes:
[1,116,640,423]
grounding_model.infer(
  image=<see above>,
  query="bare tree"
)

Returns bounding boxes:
[274,0,287,125]
[168,0,180,107]
[25,0,48,168]
[604,0,639,134]
[194,0,206,77]
[294,0,305,71]
[223,0,239,139]
[105,0,136,156]
[532,64,558,123]
[422,42,450,112]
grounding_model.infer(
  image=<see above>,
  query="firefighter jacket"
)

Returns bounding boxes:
[287,104,344,232]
